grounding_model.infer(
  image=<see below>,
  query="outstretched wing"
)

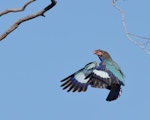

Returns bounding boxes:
[60,61,99,92]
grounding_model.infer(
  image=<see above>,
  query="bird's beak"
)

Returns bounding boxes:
[93,50,102,56]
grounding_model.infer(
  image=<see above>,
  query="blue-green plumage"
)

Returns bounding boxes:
[93,49,125,101]
[105,60,125,86]
[60,49,125,102]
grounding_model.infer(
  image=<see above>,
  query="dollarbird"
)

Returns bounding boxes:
[60,49,125,101]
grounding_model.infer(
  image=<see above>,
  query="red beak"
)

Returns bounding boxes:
[93,50,102,56]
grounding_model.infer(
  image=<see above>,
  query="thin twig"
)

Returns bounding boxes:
[112,0,150,56]
[128,33,150,40]
[0,0,35,16]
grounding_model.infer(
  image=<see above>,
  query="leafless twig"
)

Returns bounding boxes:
[0,0,35,16]
[0,0,57,41]
[112,0,150,56]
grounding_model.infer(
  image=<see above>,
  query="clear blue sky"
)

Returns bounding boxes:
[0,0,150,120]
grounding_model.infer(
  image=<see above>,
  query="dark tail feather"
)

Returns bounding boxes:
[106,85,122,101]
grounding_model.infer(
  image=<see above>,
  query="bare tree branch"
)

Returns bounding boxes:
[112,0,150,56]
[0,0,57,41]
[0,0,35,16]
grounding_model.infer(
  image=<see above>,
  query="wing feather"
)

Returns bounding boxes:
[60,61,99,92]
[106,61,125,86]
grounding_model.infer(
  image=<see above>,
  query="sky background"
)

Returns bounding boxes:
[0,0,150,120]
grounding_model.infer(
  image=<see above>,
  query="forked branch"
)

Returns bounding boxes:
[112,0,150,55]
[0,0,57,41]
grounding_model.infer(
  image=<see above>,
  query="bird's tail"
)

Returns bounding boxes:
[106,85,122,101]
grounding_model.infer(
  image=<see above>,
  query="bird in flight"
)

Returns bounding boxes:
[60,49,125,101]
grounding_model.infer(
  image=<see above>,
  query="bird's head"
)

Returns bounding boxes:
[94,49,112,61]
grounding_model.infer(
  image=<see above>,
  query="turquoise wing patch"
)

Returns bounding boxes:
[106,60,125,85]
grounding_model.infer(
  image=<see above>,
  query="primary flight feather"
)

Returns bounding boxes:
[60,49,125,101]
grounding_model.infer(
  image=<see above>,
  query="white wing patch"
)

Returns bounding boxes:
[84,62,99,70]
[93,69,110,78]
[74,71,89,83]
